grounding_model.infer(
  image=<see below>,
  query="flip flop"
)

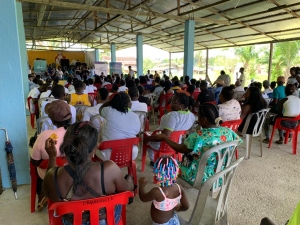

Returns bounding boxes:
[275,140,284,145]
[262,138,270,144]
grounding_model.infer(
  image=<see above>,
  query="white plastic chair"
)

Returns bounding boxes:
[36,116,56,134]
[241,108,270,159]
[264,98,272,106]
[178,157,244,225]
[133,111,147,150]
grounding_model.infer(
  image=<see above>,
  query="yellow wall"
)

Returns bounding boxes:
[27,50,85,67]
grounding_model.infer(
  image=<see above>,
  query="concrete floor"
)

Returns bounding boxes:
[0,116,300,225]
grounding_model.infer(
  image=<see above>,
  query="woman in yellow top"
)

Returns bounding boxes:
[66,80,93,106]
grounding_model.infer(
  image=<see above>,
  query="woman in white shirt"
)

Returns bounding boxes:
[218,86,241,122]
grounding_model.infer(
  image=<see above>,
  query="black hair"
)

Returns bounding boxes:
[187,85,195,94]
[164,80,172,92]
[285,84,296,96]
[190,79,196,85]
[174,92,189,109]
[128,86,139,98]
[83,75,87,81]
[98,87,109,100]
[126,79,135,89]
[200,80,208,87]
[52,85,65,98]
[159,80,165,87]
[73,80,84,89]
[165,76,170,81]
[110,92,131,114]
[229,84,236,90]
[262,80,269,89]
[137,85,144,95]
[67,77,73,83]
[196,81,200,88]
[134,78,140,86]
[246,86,267,113]
[184,75,190,83]
[112,84,119,92]
[174,80,180,86]
[139,76,147,84]
[115,77,121,85]
[83,80,88,86]
[198,103,222,125]
[220,86,234,101]
[120,79,126,86]
[155,77,160,83]
[94,76,101,84]
[253,82,262,91]
[60,122,98,196]
[88,78,94,85]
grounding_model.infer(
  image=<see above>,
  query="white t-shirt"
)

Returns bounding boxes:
[283,95,300,117]
[129,70,134,77]
[26,87,40,111]
[234,86,244,92]
[86,85,97,93]
[40,90,53,99]
[101,81,111,88]
[83,103,103,121]
[40,99,76,124]
[100,107,140,141]
[130,101,147,113]
[153,86,164,98]
[149,111,195,150]
[118,86,128,92]
[262,88,273,99]
[218,99,241,122]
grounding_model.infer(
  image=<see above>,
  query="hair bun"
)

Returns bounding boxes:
[215,117,223,126]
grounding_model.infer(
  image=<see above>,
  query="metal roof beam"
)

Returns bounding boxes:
[37,4,46,26]
[267,0,300,19]
[22,0,230,25]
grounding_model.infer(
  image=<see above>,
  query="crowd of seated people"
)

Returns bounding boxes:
[26,63,300,224]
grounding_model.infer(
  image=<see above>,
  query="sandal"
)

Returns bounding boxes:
[37,197,48,211]
[275,140,284,145]
[262,138,270,144]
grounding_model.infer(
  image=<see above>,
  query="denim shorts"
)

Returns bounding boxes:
[152,213,180,225]
[62,205,122,225]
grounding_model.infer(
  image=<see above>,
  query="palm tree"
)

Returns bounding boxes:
[234,46,258,86]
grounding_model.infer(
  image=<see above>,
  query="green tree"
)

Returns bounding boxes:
[234,46,258,86]
[143,58,155,73]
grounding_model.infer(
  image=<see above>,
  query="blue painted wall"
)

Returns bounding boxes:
[183,20,195,78]
[111,43,116,63]
[0,0,30,188]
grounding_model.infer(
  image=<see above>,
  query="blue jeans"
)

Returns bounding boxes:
[62,205,122,225]
[152,213,180,225]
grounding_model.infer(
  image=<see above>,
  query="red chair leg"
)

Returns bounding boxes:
[284,131,289,144]
[141,144,147,172]
[145,119,149,131]
[30,163,37,213]
[292,131,297,155]
[268,125,276,148]
[235,148,239,159]
[30,114,35,129]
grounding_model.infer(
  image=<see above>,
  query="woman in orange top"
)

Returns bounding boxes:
[66,80,93,106]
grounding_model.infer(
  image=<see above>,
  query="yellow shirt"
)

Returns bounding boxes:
[70,93,91,106]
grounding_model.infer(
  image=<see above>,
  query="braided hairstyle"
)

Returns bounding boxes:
[174,92,189,109]
[110,92,131,114]
[60,122,98,196]
[198,103,222,126]
[153,156,179,187]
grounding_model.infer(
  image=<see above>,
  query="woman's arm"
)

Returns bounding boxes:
[138,177,159,202]
[152,134,192,154]
[240,104,251,119]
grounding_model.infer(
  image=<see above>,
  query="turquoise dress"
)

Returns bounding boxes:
[180,127,242,185]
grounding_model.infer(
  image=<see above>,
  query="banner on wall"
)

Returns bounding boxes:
[109,62,122,74]
[94,61,108,75]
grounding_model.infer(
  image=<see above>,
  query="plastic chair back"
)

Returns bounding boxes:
[159,130,186,155]
[264,98,272,106]
[88,92,98,105]
[193,140,239,189]
[48,191,134,225]
[158,93,173,122]
[178,158,244,225]
[74,105,90,122]
[220,119,242,132]
[98,138,140,168]
[36,116,56,134]
[103,84,112,92]
[241,109,270,137]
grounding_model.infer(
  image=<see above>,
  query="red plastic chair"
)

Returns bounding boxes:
[88,92,98,104]
[48,191,133,225]
[27,97,38,129]
[192,91,200,101]
[268,115,300,154]
[156,93,173,124]
[30,157,66,213]
[220,119,243,159]
[141,130,186,175]
[103,84,112,92]
[94,137,140,195]
[206,100,217,105]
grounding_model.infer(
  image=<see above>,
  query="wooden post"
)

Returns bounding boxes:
[268,43,273,82]
[169,52,172,78]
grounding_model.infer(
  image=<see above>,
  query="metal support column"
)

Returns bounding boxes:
[136,35,143,76]
[111,43,116,62]
[183,20,195,78]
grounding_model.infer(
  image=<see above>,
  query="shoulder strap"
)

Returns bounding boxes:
[48,92,52,97]
[157,187,166,199]
[101,162,107,195]
[175,183,181,195]
[54,167,64,200]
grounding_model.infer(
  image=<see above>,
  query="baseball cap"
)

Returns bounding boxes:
[45,100,72,122]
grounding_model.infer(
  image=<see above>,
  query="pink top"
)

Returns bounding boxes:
[152,183,181,211]
[31,127,66,179]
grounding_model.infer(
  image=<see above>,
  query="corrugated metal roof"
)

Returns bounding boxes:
[22,0,300,52]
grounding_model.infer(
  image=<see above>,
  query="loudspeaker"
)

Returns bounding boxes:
[60,59,70,69]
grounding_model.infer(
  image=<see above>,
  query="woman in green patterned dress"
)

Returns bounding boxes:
[153,103,242,185]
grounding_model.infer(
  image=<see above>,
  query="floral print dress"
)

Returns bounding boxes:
[180,127,242,185]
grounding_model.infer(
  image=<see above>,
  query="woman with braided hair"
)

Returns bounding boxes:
[43,122,135,225]
[154,103,242,185]
[98,92,141,160]
[139,156,189,225]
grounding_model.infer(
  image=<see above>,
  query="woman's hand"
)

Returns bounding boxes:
[45,138,57,158]
[138,177,147,187]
